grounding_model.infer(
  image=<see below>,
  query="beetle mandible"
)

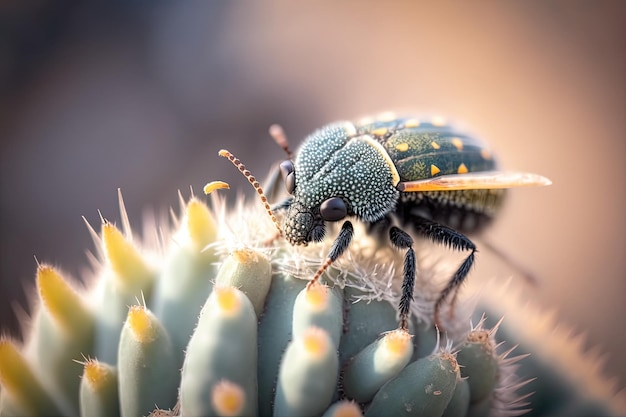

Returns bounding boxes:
[218,114,551,330]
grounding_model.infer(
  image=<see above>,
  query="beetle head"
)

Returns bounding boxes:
[279,122,400,245]
[280,160,351,244]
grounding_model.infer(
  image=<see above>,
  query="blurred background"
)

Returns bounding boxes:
[1,1,624,385]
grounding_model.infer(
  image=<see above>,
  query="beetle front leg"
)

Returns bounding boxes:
[413,217,477,329]
[307,221,354,288]
[270,197,293,214]
[389,227,416,331]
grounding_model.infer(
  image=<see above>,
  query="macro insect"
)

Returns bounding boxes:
[217,114,551,330]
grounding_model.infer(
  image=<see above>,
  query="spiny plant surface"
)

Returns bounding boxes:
[0,185,624,417]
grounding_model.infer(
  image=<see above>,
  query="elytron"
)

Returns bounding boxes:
[218,113,550,330]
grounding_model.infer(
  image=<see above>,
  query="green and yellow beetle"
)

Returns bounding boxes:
[219,113,551,330]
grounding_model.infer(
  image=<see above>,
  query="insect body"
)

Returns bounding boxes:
[219,114,550,330]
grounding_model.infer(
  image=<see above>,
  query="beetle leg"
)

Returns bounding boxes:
[307,221,354,288]
[478,237,539,287]
[262,163,287,203]
[270,197,293,213]
[412,217,477,329]
[389,227,416,331]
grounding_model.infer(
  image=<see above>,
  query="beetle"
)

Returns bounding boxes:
[218,114,551,330]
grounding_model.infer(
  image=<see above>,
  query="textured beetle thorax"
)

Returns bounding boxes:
[287,122,400,243]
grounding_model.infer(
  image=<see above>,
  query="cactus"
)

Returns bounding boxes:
[1,180,625,417]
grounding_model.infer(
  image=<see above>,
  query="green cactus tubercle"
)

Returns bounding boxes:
[0,180,624,417]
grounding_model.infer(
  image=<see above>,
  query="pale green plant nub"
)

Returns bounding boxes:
[0,184,624,417]
[79,359,119,417]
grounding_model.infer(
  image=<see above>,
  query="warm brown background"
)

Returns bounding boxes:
[1,2,625,385]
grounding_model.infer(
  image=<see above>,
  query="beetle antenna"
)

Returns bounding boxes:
[269,124,293,160]
[477,238,539,287]
[218,149,282,235]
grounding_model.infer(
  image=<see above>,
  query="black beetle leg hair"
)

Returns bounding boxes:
[412,217,477,329]
[307,221,354,288]
[389,227,416,331]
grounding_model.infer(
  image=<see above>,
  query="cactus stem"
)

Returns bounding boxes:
[304,281,330,312]
[101,221,152,285]
[0,340,61,415]
[214,286,243,317]
[322,400,363,417]
[6,182,624,416]
[127,306,157,343]
[211,380,245,417]
[439,351,460,374]
[36,264,90,332]
[231,248,258,264]
[186,197,218,248]
[301,327,332,359]
[382,329,412,357]
[0,340,29,400]
[82,359,115,391]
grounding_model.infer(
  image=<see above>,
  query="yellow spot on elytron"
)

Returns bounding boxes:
[371,127,388,137]
[404,118,420,128]
[451,137,464,151]
[431,164,441,176]
[457,163,468,174]
[431,116,446,126]
[395,142,409,152]
[430,141,441,150]
[481,149,492,160]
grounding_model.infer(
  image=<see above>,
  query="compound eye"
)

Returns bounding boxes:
[280,160,296,194]
[279,160,294,177]
[320,197,347,221]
